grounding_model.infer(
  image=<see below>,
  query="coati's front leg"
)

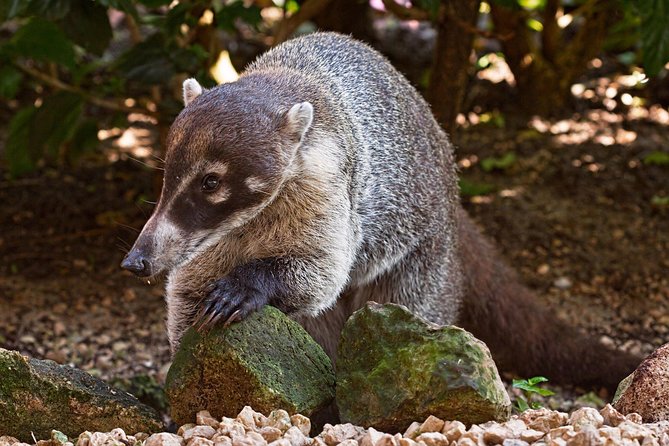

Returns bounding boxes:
[194,255,337,331]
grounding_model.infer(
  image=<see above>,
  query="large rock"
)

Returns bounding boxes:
[165,306,335,426]
[0,348,163,441]
[613,342,669,422]
[336,302,511,432]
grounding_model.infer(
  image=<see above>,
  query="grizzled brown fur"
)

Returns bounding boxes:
[123,32,640,389]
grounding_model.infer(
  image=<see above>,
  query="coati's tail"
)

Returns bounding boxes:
[455,207,641,391]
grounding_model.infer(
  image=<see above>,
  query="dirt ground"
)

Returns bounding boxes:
[0,72,668,415]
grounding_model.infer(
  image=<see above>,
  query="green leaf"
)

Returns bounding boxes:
[513,377,554,397]
[5,106,38,176]
[0,66,22,99]
[651,195,669,207]
[116,34,176,84]
[172,45,209,72]
[518,0,545,9]
[459,178,496,196]
[490,0,522,9]
[414,0,440,19]
[67,119,100,162]
[643,150,669,165]
[526,17,544,32]
[11,18,76,69]
[527,376,549,386]
[25,0,72,20]
[98,0,139,21]
[532,387,555,397]
[165,3,192,34]
[0,0,28,21]
[481,152,517,171]
[515,397,530,412]
[30,92,84,159]
[59,0,113,56]
[138,0,173,6]
[637,0,669,76]
[217,2,263,31]
[512,380,539,392]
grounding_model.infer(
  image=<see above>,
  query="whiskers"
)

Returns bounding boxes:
[129,155,164,171]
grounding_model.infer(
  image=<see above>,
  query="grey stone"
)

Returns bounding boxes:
[614,343,669,422]
[336,303,511,432]
[0,348,163,442]
[165,306,335,426]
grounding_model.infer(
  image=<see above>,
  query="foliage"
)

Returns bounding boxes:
[0,0,262,176]
[459,178,496,197]
[488,0,669,76]
[2,0,669,176]
[481,152,517,172]
[512,376,555,412]
[643,151,669,166]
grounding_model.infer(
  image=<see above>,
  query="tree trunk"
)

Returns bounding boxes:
[491,0,622,116]
[426,0,481,137]
[313,0,374,43]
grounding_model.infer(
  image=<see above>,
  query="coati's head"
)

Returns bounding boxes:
[121,78,313,277]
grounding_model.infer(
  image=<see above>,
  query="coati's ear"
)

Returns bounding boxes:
[183,78,203,106]
[285,102,313,141]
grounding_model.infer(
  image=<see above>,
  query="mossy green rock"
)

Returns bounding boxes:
[0,348,163,441]
[336,303,511,432]
[165,306,335,426]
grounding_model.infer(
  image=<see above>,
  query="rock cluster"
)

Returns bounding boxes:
[2,404,668,446]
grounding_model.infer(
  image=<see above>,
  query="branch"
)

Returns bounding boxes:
[444,8,513,41]
[15,62,156,117]
[381,0,429,21]
[541,0,560,63]
[273,0,334,45]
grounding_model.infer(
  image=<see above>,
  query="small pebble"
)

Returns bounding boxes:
[442,421,467,442]
[403,423,421,440]
[420,416,445,433]
[237,406,257,430]
[268,410,292,433]
[197,411,220,429]
[290,414,311,437]
[259,427,283,443]
[183,426,216,441]
[188,439,214,446]
[415,432,448,446]
[16,404,669,446]
[569,408,604,431]
[283,427,309,446]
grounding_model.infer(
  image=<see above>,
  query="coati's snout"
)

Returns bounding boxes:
[120,247,151,277]
[122,77,314,279]
[121,210,184,278]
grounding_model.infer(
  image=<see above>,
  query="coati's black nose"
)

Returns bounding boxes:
[121,250,152,277]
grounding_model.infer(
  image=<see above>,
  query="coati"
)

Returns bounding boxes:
[121,32,640,389]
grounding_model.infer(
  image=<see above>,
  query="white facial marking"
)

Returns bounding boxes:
[207,187,232,204]
[245,176,267,193]
[208,161,229,176]
[153,216,181,254]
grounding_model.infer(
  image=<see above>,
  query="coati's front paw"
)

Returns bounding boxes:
[194,275,270,332]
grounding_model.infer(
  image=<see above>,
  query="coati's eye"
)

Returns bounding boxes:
[201,174,221,192]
